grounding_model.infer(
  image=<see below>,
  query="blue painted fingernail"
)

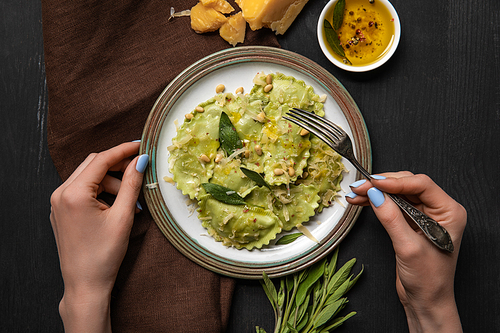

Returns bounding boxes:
[349,179,366,188]
[136,154,149,173]
[371,175,386,180]
[367,187,385,207]
[132,139,141,143]
[345,192,358,199]
[136,200,143,210]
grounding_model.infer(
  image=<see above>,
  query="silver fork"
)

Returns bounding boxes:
[284,108,454,253]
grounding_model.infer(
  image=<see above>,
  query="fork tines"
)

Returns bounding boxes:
[283,108,340,150]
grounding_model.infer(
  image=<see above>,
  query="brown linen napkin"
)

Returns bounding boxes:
[41,0,280,331]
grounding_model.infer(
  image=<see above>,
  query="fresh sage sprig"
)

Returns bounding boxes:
[219,111,243,156]
[257,247,363,333]
[324,0,352,65]
[201,183,246,205]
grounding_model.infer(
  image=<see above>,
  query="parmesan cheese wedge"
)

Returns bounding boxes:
[219,12,246,46]
[190,2,228,33]
[201,0,235,14]
[235,0,309,34]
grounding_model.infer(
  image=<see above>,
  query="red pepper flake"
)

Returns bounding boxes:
[256,162,260,166]
[253,218,257,223]
[243,208,249,213]
[391,18,394,21]
[227,98,232,102]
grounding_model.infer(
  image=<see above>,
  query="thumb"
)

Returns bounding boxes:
[113,154,149,216]
[367,187,418,251]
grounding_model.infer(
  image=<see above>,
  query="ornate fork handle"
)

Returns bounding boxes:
[348,155,454,252]
[386,193,454,252]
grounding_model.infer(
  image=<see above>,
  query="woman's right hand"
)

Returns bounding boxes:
[346,172,466,333]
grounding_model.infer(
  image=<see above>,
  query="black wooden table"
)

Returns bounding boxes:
[2,0,499,331]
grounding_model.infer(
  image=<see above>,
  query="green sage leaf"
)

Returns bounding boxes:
[219,111,242,156]
[324,20,352,65]
[346,264,364,293]
[326,258,356,296]
[201,183,246,205]
[240,167,271,190]
[286,323,299,333]
[332,0,345,31]
[278,279,286,308]
[313,298,347,328]
[326,247,339,279]
[295,294,310,327]
[295,257,327,307]
[325,279,350,306]
[261,271,278,310]
[297,311,309,331]
[276,232,303,245]
[321,311,356,331]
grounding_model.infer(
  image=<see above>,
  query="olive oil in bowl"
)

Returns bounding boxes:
[318,0,400,71]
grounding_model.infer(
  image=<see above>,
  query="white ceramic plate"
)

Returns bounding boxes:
[140,46,371,279]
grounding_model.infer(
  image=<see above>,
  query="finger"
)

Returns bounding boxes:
[370,174,455,210]
[348,178,372,195]
[60,153,98,188]
[98,174,122,196]
[74,142,140,189]
[367,187,419,251]
[345,192,370,206]
[107,158,133,173]
[111,154,149,221]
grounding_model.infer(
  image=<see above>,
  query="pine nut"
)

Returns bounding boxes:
[288,167,295,177]
[266,74,273,84]
[216,84,225,93]
[199,154,210,163]
[254,145,262,156]
[300,129,309,136]
[235,87,244,94]
[185,113,194,120]
[195,106,204,112]
[264,84,273,92]
[244,150,250,158]
[274,168,284,176]
[215,153,223,163]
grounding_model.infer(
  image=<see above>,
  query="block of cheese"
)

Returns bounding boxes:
[235,0,309,35]
[219,12,246,46]
[190,2,228,33]
[200,0,235,14]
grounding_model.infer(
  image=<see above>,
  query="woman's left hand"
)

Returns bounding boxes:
[50,142,148,333]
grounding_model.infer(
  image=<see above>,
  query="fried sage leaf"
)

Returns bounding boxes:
[324,19,352,65]
[275,232,303,245]
[240,167,271,190]
[201,183,246,205]
[332,0,345,31]
[219,111,243,156]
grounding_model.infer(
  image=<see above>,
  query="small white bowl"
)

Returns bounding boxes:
[317,0,401,72]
